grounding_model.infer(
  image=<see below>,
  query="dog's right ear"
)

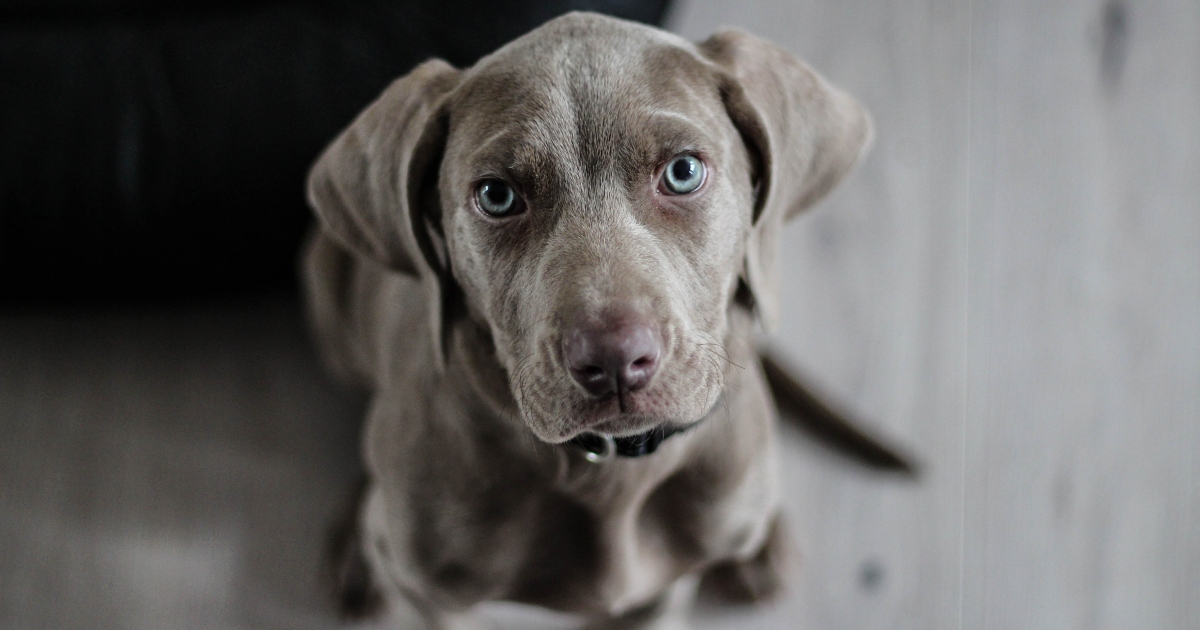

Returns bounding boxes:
[306,59,460,368]
[307,59,459,275]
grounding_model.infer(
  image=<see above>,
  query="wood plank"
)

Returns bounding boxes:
[966,1,1200,628]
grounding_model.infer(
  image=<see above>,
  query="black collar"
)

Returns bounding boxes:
[568,424,688,461]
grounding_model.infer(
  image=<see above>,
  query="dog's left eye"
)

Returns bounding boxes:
[476,179,522,217]
[660,155,705,195]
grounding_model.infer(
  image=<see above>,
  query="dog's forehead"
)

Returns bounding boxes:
[443,14,725,177]
[459,12,707,99]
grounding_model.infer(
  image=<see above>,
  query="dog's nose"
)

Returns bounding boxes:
[563,315,661,398]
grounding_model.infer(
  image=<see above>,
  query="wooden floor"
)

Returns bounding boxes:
[674,1,1200,628]
[3,1,1197,628]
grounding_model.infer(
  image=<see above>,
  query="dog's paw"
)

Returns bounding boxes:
[698,515,792,605]
[326,477,385,619]
[332,530,384,619]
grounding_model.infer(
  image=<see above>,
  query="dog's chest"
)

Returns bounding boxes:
[391,435,776,616]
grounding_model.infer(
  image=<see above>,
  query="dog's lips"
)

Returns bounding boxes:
[520,395,679,444]
[571,385,695,437]
[586,412,663,437]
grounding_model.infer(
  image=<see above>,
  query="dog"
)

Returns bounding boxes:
[302,12,873,629]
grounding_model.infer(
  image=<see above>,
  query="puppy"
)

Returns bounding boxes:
[303,12,872,629]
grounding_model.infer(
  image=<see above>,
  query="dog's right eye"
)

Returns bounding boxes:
[476,179,522,217]
[659,154,706,195]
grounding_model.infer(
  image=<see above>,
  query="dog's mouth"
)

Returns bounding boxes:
[574,392,679,436]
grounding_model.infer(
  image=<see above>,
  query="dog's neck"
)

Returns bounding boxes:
[448,318,526,428]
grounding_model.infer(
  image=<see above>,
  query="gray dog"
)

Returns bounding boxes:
[302,12,872,629]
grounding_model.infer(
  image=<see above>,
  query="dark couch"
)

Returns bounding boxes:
[0,0,670,303]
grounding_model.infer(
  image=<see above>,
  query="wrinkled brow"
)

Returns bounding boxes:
[464,130,567,187]
[639,112,714,154]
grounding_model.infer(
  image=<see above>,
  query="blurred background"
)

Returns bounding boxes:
[2,0,1197,628]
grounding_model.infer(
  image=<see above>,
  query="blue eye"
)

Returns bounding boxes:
[476,179,521,217]
[661,155,705,195]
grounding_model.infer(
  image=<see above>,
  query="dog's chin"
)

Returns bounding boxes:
[523,392,704,444]
[528,412,672,444]
[586,411,665,438]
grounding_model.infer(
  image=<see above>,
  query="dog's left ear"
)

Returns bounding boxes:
[699,30,873,331]
[306,59,461,369]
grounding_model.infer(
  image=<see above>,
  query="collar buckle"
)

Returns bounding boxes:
[576,433,616,463]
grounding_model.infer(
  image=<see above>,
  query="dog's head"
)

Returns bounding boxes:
[307,13,871,443]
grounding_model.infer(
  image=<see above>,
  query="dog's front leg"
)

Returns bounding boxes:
[381,598,480,630]
[583,575,699,630]
[354,486,482,630]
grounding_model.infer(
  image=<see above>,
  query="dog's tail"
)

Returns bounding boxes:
[759,349,920,476]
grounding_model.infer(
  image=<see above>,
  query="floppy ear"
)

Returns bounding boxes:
[699,30,873,331]
[306,59,460,368]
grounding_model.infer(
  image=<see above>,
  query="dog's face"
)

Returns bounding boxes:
[438,29,754,442]
[307,13,872,444]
